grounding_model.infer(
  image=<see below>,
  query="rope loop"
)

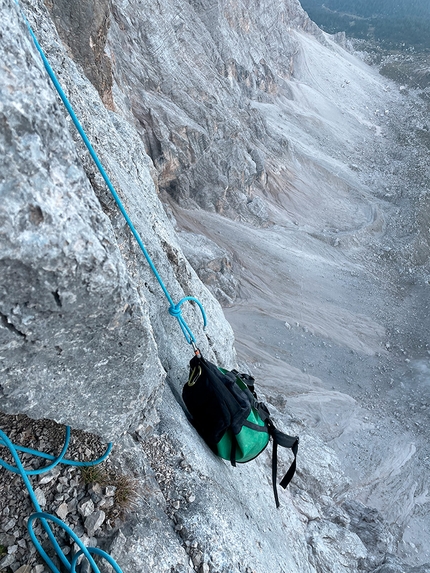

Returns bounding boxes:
[27,513,123,573]
[0,428,122,573]
[0,429,112,475]
[168,296,207,344]
[28,512,101,573]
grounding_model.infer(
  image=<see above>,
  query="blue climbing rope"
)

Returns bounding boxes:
[16,1,207,345]
[0,427,112,475]
[0,428,122,573]
[3,4,209,571]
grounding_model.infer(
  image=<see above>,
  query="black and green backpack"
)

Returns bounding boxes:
[182,353,299,507]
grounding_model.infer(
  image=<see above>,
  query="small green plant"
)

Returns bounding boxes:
[80,465,110,487]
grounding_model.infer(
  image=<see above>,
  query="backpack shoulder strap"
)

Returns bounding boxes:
[267,422,299,508]
[231,371,299,507]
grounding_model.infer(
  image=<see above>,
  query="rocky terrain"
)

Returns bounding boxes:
[1,0,429,572]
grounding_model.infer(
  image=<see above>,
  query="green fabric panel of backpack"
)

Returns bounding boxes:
[216,370,270,463]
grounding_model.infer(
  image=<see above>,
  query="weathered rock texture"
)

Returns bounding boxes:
[107,0,319,220]
[45,0,114,107]
[0,0,235,439]
[177,231,238,305]
[2,1,430,573]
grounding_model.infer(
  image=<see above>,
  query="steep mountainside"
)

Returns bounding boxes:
[1,1,429,573]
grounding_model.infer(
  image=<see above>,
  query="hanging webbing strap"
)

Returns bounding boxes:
[235,371,299,508]
[16,1,206,345]
[269,425,299,508]
[254,401,299,508]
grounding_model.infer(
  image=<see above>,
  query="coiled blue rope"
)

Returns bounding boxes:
[15,0,207,345]
[0,428,122,573]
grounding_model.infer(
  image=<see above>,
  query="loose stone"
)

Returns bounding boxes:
[99,497,114,509]
[33,488,47,508]
[78,499,95,518]
[3,518,17,531]
[67,498,78,512]
[15,565,31,573]
[0,533,15,546]
[38,474,55,485]
[0,554,16,569]
[84,510,105,536]
[55,502,69,520]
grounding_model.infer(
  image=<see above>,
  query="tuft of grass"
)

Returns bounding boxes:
[0,544,6,558]
[113,475,139,517]
[80,465,110,487]
[79,465,139,519]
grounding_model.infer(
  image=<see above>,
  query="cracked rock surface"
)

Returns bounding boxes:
[2,0,430,572]
[0,0,235,439]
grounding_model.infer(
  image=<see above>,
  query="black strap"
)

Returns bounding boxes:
[230,438,237,467]
[239,391,299,507]
[242,419,269,433]
[254,401,271,423]
[269,425,299,508]
[279,437,299,489]
[232,370,257,398]
[272,434,280,508]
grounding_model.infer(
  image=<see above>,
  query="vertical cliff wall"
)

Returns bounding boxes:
[105,0,320,220]
[0,0,235,439]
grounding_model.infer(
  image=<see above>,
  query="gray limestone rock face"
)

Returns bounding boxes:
[177,231,238,306]
[371,555,430,573]
[105,433,196,573]
[106,0,319,220]
[0,0,235,440]
[307,520,367,573]
[44,0,114,108]
[3,2,428,573]
[343,500,397,569]
[1,0,163,439]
